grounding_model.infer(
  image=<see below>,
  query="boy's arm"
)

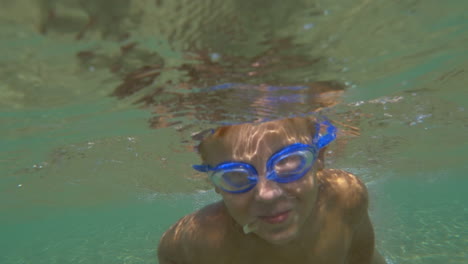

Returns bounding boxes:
[157,236,178,264]
[158,256,177,264]
[346,212,386,264]
[157,203,226,264]
[157,223,183,264]
[333,170,385,264]
[372,250,388,264]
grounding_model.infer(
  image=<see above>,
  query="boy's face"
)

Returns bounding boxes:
[200,121,320,245]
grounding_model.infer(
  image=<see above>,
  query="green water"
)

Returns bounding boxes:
[1,1,467,263]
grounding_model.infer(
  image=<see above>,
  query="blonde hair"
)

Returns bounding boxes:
[197,117,326,169]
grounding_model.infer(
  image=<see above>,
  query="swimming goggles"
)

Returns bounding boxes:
[193,121,337,194]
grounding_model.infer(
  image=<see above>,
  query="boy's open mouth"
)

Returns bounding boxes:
[259,210,291,224]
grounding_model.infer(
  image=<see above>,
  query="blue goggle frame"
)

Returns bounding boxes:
[193,120,337,194]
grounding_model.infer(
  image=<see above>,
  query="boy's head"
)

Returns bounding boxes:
[194,117,333,245]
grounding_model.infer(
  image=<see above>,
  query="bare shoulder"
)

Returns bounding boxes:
[157,201,231,264]
[318,169,384,264]
[317,169,369,223]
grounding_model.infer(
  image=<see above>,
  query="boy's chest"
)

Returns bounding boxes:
[214,221,353,264]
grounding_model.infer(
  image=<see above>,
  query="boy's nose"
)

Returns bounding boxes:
[254,176,284,202]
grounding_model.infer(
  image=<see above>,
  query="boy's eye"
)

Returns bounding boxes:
[222,171,251,187]
[274,155,304,174]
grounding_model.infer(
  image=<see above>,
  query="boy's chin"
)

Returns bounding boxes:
[254,224,300,245]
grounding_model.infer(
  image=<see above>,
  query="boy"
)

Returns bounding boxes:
[158,117,386,264]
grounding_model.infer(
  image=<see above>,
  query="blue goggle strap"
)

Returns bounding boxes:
[193,164,212,172]
[313,120,337,149]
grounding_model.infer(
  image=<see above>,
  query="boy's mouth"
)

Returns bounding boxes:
[259,210,291,224]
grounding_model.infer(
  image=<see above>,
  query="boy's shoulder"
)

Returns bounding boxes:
[317,169,369,223]
[158,201,233,263]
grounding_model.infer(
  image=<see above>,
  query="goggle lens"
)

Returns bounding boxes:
[210,165,257,193]
[272,149,315,180]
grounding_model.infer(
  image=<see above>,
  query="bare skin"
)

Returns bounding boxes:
[158,117,386,264]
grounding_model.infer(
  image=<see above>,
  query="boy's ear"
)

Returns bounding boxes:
[214,186,221,194]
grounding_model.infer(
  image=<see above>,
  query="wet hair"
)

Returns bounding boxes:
[197,116,326,170]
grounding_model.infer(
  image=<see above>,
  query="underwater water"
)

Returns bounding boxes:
[0,0,467,263]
